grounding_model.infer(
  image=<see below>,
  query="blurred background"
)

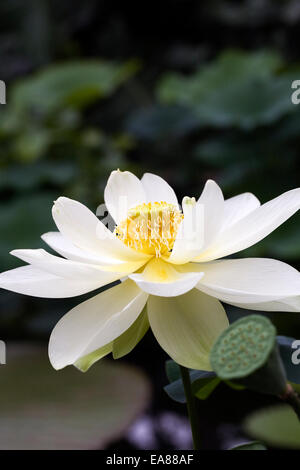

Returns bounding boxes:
[1,0,300,450]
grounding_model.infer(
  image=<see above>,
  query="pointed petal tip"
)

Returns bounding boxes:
[109,169,133,178]
[48,337,70,371]
[104,169,146,224]
[204,179,220,189]
[41,231,51,242]
[141,172,178,206]
[48,353,66,371]
[52,196,76,211]
[53,196,64,205]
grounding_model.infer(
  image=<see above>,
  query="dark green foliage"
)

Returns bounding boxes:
[244,405,300,449]
[164,364,216,403]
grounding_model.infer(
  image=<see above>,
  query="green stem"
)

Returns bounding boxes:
[179,365,201,450]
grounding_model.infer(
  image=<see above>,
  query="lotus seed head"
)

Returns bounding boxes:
[210,315,276,380]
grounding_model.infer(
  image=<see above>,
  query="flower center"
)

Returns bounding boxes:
[114,202,183,257]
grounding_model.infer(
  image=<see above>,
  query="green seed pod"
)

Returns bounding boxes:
[210,315,287,395]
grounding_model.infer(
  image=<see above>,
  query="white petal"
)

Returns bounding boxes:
[10,249,133,280]
[41,233,146,272]
[129,258,204,297]
[0,266,101,298]
[52,196,149,262]
[197,180,224,250]
[196,258,300,306]
[168,181,224,265]
[222,192,260,231]
[42,231,101,264]
[42,231,123,265]
[49,279,148,369]
[141,173,178,206]
[196,188,300,261]
[167,196,205,264]
[148,289,229,370]
[104,170,146,224]
[227,296,300,312]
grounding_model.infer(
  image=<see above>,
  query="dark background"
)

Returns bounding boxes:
[1,0,300,450]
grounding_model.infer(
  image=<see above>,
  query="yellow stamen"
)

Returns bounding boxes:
[115,201,183,257]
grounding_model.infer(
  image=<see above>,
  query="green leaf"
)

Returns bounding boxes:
[0,344,150,449]
[12,60,139,115]
[230,441,267,450]
[158,50,282,103]
[164,369,216,403]
[195,76,293,130]
[157,50,294,130]
[165,359,181,383]
[112,306,149,359]
[244,405,300,449]
[74,343,113,372]
[192,376,221,400]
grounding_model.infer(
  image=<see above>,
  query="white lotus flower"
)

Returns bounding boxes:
[1,170,300,372]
